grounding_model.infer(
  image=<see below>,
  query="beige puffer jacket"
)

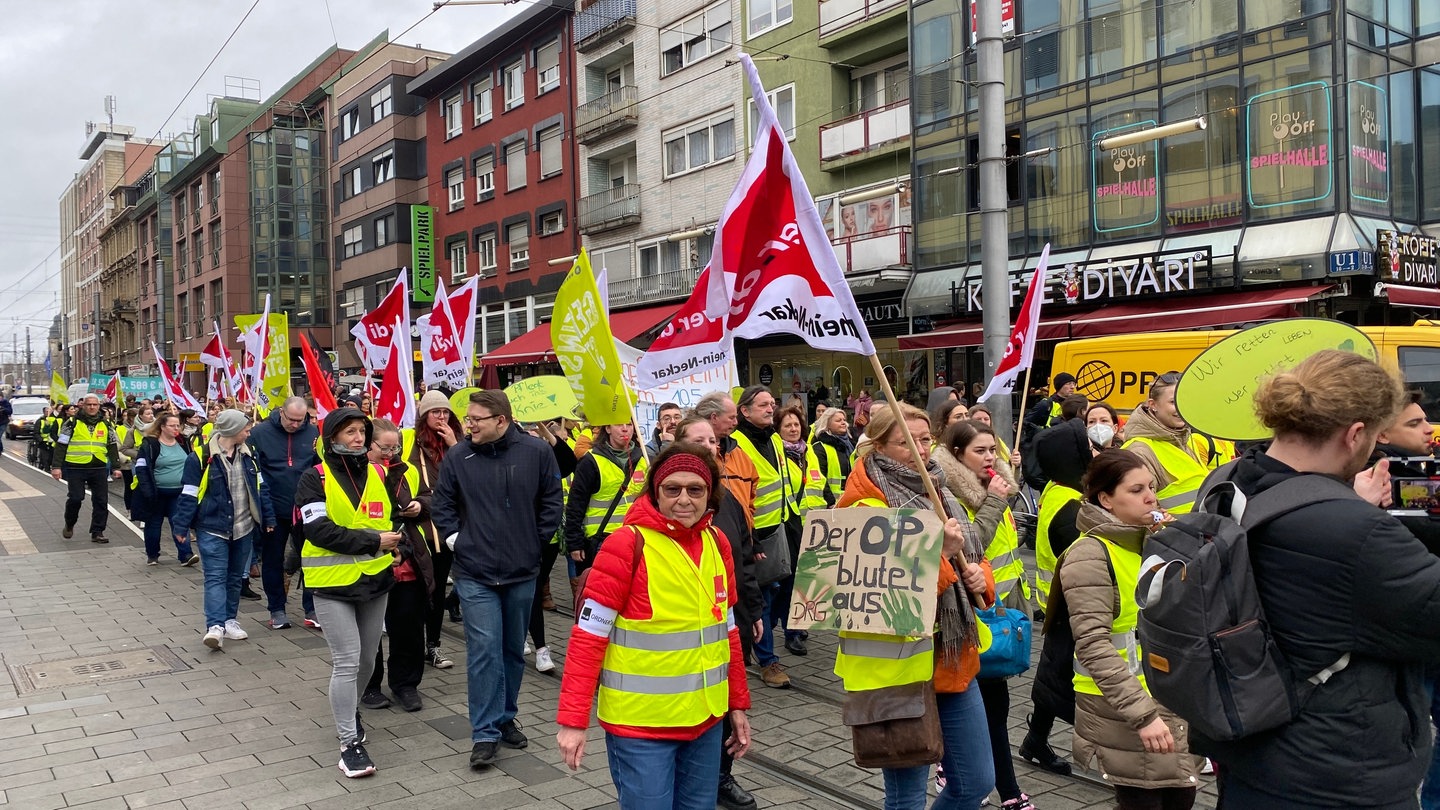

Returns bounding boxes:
[1119,405,1199,496]
[1061,501,1203,789]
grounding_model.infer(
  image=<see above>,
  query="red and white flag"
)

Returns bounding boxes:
[373,316,415,428]
[351,271,410,370]
[152,343,202,411]
[638,54,873,388]
[239,294,272,407]
[976,244,1051,404]
[418,277,472,389]
[101,371,121,403]
[298,332,339,421]
[206,367,221,402]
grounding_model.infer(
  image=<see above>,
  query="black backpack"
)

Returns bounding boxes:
[1135,472,1354,742]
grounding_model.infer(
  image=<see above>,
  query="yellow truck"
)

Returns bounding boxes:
[1052,321,1440,416]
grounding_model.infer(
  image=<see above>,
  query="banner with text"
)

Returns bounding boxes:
[86,374,164,398]
[411,206,435,303]
[615,341,739,441]
[233,312,291,406]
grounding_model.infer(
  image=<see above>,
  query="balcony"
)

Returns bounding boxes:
[579,184,641,234]
[575,0,636,52]
[609,264,702,308]
[576,86,639,144]
[833,225,911,275]
[820,100,911,165]
[819,0,906,40]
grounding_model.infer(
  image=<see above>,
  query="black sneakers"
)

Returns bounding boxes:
[338,740,375,778]
[498,719,528,749]
[361,688,390,710]
[395,687,423,713]
[239,581,262,600]
[470,740,498,769]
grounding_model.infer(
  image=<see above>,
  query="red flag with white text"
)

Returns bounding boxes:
[976,244,1051,404]
[418,277,468,389]
[239,294,271,406]
[102,372,120,403]
[351,271,410,370]
[152,343,202,411]
[373,317,415,428]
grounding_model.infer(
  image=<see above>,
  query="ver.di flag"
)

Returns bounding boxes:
[373,316,415,428]
[101,371,123,404]
[351,271,410,369]
[152,343,202,411]
[238,294,271,404]
[417,277,468,389]
[551,250,631,426]
[976,244,1051,404]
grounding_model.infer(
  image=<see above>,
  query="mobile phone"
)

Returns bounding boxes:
[1390,475,1440,516]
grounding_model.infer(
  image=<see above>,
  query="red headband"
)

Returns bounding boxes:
[654,452,713,489]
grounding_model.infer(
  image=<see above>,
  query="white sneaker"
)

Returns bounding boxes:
[535,647,554,673]
[524,638,533,655]
[204,625,224,649]
[223,619,248,640]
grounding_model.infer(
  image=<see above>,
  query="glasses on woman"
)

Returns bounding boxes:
[372,444,400,455]
[659,483,708,500]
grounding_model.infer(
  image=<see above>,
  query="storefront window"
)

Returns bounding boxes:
[1025,109,1090,249]
[1088,0,1157,77]
[1161,0,1239,56]
[1244,0,1328,30]
[1242,46,1335,221]
[1348,68,1391,218]
[1021,0,1086,93]
[1090,92,1162,238]
[1162,72,1243,231]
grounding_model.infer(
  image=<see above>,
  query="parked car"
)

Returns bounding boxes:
[6,398,49,440]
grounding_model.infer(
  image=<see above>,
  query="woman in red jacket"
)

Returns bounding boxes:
[556,443,753,810]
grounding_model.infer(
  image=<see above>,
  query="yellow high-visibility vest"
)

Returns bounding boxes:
[583,450,647,539]
[811,440,845,505]
[1123,436,1208,514]
[301,461,395,589]
[1189,432,1237,470]
[1072,535,1145,696]
[967,500,1030,605]
[63,420,111,465]
[596,525,732,727]
[1035,482,1082,608]
[731,430,793,528]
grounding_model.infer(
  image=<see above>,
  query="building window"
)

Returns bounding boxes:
[663,113,736,177]
[372,150,394,185]
[473,76,493,124]
[661,3,731,76]
[447,168,465,211]
[538,126,563,177]
[340,287,365,319]
[507,222,529,269]
[342,108,359,140]
[177,293,189,339]
[444,95,463,138]
[211,282,223,325]
[504,61,526,110]
[375,215,393,248]
[343,225,363,258]
[748,84,796,141]
[852,59,909,113]
[210,226,220,267]
[506,141,527,189]
[449,241,467,282]
[475,233,498,274]
[536,41,561,94]
[207,169,220,209]
[349,167,363,197]
[370,84,392,120]
[474,155,495,199]
[748,0,793,37]
[540,210,564,235]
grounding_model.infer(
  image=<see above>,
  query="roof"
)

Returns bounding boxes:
[407,0,570,99]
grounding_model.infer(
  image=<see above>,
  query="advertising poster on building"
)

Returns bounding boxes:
[1091,121,1161,233]
[1246,80,1333,209]
[1379,230,1439,288]
[411,205,435,303]
[232,312,291,405]
[789,507,945,637]
[1349,80,1389,212]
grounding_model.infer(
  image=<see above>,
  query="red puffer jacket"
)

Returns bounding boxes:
[556,494,751,740]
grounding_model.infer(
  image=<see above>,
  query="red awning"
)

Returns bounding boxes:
[898,285,1333,351]
[479,302,679,367]
[1382,284,1440,309]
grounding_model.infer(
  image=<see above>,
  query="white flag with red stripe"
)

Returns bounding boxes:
[373,316,415,428]
[976,244,1051,404]
[351,271,410,370]
[239,294,272,407]
[152,343,202,411]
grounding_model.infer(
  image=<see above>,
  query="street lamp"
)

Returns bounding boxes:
[1095,118,1207,152]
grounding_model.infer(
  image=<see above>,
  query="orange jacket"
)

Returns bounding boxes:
[718,442,758,528]
[838,457,994,693]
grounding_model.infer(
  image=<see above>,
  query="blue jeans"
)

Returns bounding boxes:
[1423,678,1440,810]
[883,682,995,810]
[142,488,192,561]
[607,722,722,810]
[196,530,254,629]
[452,576,535,742]
[754,583,780,667]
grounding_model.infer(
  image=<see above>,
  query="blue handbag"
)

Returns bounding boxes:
[976,603,1032,679]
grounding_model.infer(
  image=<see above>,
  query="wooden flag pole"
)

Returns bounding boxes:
[867,352,948,523]
[1010,364,1036,473]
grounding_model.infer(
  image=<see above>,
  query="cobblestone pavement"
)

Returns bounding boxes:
[0,446,1216,809]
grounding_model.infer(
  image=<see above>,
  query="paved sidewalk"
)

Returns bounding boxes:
[0,446,1211,809]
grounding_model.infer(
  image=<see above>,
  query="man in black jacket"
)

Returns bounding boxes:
[248,396,321,627]
[431,390,562,770]
[52,394,121,542]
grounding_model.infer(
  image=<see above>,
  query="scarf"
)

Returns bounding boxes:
[864,452,985,665]
[782,439,806,459]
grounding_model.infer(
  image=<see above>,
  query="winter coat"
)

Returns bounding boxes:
[247,406,320,518]
[1062,502,1202,789]
[1034,419,1093,560]
[171,439,278,541]
[1197,448,1440,807]
[1118,405,1199,496]
[430,422,563,587]
[713,487,763,631]
[932,443,1014,554]
[556,494,750,739]
[564,441,643,556]
[718,435,759,528]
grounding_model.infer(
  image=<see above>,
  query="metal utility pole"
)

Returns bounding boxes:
[25,328,32,394]
[976,0,1013,443]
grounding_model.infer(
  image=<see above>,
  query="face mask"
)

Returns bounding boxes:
[1087,423,1115,448]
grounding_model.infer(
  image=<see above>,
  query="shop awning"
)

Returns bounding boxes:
[1380,284,1440,309]
[898,285,1333,351]
[479,302,679,367]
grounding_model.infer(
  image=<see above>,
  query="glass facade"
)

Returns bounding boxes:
[249,120,330,326]
[910,0,1438,289]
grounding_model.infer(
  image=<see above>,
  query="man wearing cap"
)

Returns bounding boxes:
[248,395,321,629]
[52,394,122,543]
[1024,373,1077,431]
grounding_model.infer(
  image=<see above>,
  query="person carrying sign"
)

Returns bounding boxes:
[837,402,996,810]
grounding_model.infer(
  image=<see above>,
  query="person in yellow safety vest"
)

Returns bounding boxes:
[1059,449,1201,808]
[776,406,826,660]
[934,418,1038,809]
[970,404,1022,477]
[555,445,753,807]
[1120,372,1208,515]
[836,401,997,810]
[292,407,405,779]
[564,423,646,574]
[731,385,800,689]
[810,406,853,507]
[1025,372,1078,431]
[115,407,139,517]
[51,394,123,543]
[35,406,57,470]
[1189,430,1237,470]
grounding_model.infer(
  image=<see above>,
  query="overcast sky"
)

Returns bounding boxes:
[0,0,521,362]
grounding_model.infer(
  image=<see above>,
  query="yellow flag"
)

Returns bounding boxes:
[51,371,69,404]
[233,312,292,409]
[550,250,631,426]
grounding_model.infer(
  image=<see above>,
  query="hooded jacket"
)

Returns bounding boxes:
[291,409,403,603]
[1196,447,1440,807]
[1061,502,1202,789]
[172,434,277,542]
[1034,420,1094,559]
[1119,404,1199,495]
[431,422,563,586]
[247,405,320,518]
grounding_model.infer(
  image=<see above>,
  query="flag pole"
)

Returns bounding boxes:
[1010,365,1035,474]
[866,352,948,522]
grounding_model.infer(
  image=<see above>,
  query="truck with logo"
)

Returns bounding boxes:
[1051,321,1440,421]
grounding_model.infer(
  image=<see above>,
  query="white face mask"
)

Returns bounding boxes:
[1087,423,1115,448]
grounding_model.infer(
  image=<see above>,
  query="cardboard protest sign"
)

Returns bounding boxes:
[1175,318,1376,441]
[505,376,581,423]
[789,507,945,638]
